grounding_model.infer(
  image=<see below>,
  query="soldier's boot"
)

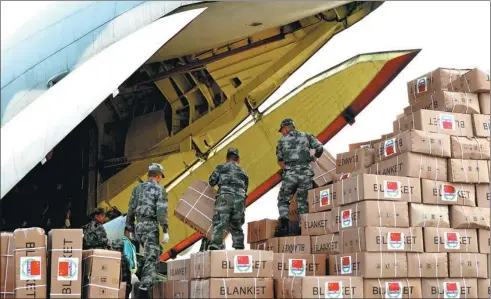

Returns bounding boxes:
[138,289,150,299]
[288,222,301,236]
[234,245,245,250]
[274,218,289,237]
[208,244,221,251]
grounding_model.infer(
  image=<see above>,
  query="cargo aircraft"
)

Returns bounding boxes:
[0,1,419,260]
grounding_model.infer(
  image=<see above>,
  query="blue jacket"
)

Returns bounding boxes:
[122,236,137,273]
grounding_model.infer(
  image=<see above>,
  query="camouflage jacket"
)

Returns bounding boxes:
[83,220,110,250]
[209,161,249,198]
[276,129,323,169]
[126,180,168,233]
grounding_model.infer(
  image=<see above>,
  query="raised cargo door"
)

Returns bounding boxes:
[0,8,207,199]
[160,49,420,260]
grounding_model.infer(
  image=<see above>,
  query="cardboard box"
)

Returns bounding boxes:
[451,136,490,159]
[174,180,220,240]
[479,93,490,115]
[331,207,342,233]
[336,201,409,230]
[152,280,164,299]
[450,206,490,229]
[250,238,277,251]
[191,278,273,299]
[275,276,364,298]
[48,229,83,299]
[341,227,424,253]
[0,232,14,299]
[308,185,333,213]
[14,228,47,298]
[164,280,189,298]
[448,68,490,93]
[272,253,327,279]
[335,148,374,174]
[167,258,190,281]
[381,132,396,139]
[348,138,383,151]
[369,152,447,181]
[310,234,341,255]
[82,249,121,299]
[333,174,422,206]
[421,278,477,298]
[118,282,126,299]
[472,114,490,137]
[423,228,478,253]
[407,253,448,278]
[393,110,474,137]
[421,179,476,206]
[478,278,490,299]
[407,68,469,100]
[374,130,451,163]
[333,168,370,182]
[364,278,422,299]
[476,184,490,207]
[409,203,450,228]
[300,211,333,236]
[270,236,311,254]
[404,90,481,115]
[448,253,488,278]
[447,159,490,183]
[189,250,273,279]
[311,149,336,187]
[247,219,278,243]
[478,229,490,254]
[328,252,407,278]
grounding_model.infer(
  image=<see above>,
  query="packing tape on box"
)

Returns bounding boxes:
[2,234,12,299]
[82,255,121,261]
[473,253,480,278]
[14,246,46,252]
[14,285,47,292]
[83,284,119,291]
[257,250,262,278]
[193,278,199,297]
[0,292,14,297]
[184,185,213,222]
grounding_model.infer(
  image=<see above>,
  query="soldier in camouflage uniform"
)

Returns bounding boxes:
[125,163,168,299]
[83,208,111,249]
[274,118,323,237]
[208,148,249,250]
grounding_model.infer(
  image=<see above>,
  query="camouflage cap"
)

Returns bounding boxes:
[149,163,164,176]
[227,147,239,157]
[278,118,295,132]
[92,207,105,216]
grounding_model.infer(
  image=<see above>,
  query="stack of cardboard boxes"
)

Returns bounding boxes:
[153,258,190,298]
[190,250,274,298]
[241,67,490,298]
[0,228,124,299]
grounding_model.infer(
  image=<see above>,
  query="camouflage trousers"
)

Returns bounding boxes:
[277,168,313,220]
[209,193,245,250]
[135,221,160,291]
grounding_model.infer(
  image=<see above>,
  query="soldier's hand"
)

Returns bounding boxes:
[162,233,169,244]
[64,218,71,228]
